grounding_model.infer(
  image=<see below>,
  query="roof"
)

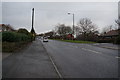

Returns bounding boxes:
[0,24,15,31]
[101,30,119,36]
[0,24,5,27]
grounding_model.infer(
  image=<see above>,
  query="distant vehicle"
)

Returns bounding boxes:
[43,37,48,42]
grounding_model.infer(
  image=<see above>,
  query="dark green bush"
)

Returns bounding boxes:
[0,32,2,41]
[114,35,120,44]
[2,31,33,42]
[17,28,29,35]
[97,40,112,43]
[17,28,35,41]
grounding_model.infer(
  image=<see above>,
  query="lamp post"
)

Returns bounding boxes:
[68,12,74,40]
[31,8,36,40]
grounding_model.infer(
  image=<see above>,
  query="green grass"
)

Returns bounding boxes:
[50,39,96,43]
[2,42,31,53]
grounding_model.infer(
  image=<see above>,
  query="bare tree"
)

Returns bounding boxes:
[55,24,72,36]
[114,24,119,30]
[101,25,117,34]
[115,18,120,29]
[57,24,66,36]
[74,26,81,37]
[65,26,72,34]
[77,18,98,41]
[54,24,72,39]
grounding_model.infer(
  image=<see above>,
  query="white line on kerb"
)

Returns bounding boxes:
[49,56,63,78]
[82,48,102,54]
[41,41,63,78]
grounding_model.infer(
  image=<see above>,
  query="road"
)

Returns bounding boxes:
[2,39,118,78]
[42,39,118,78]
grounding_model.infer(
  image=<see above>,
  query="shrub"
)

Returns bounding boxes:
[97,40,113,43]
[2,31,33,42]
[17,28,35,41]
[2,32,16,42]
[114,35,120,44]
[17,28,29,35]
[0,32,2,41]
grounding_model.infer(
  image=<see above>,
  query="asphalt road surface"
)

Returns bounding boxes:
[2,39,119,78]
[42,39,118,78]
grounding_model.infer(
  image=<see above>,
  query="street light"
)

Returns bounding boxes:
[68,12,74,39]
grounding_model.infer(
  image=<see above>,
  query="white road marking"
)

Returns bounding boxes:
[70,45,78,48]
[82,48,102,54]
[93,43,100,45]
[42,43,63,78]
[70,45,75,47]
[102,46,119,50]
[86,44,91,46]
[115,56,120,59]
[75,46,78,48]
[49,56,63,78]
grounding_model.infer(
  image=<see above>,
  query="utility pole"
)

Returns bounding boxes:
[32,8,34,30]
[31,8,36,36]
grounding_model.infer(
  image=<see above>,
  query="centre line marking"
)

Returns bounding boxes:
[82,48,102,54]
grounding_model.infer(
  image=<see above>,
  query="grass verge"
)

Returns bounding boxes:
[50,39,96,43]
[2,41,31,53]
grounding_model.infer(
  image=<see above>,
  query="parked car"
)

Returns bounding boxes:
[43,37,48,42]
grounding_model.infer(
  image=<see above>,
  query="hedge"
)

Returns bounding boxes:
[2,31,33,42]
[0,32,2,41]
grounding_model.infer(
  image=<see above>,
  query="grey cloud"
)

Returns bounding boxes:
[2,2,118,34]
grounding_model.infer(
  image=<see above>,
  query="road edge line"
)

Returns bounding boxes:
[92,44,119,50]
[40,41,63,78]
[101,46,119,50]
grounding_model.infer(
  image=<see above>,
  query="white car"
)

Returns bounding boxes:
[43,37,48,42]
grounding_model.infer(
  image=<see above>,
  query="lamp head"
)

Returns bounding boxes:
[68,12,71,15]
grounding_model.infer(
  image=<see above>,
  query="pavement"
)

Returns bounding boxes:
[2,53,12,60]
[0,52,2,79]
[2,39,58,78]
[2,38,119,78]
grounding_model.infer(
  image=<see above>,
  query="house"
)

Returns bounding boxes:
[98,29,119,42]
[0,24,15,32]
[66,34,74,40]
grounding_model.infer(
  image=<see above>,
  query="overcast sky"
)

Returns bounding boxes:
[2,2,118,34]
